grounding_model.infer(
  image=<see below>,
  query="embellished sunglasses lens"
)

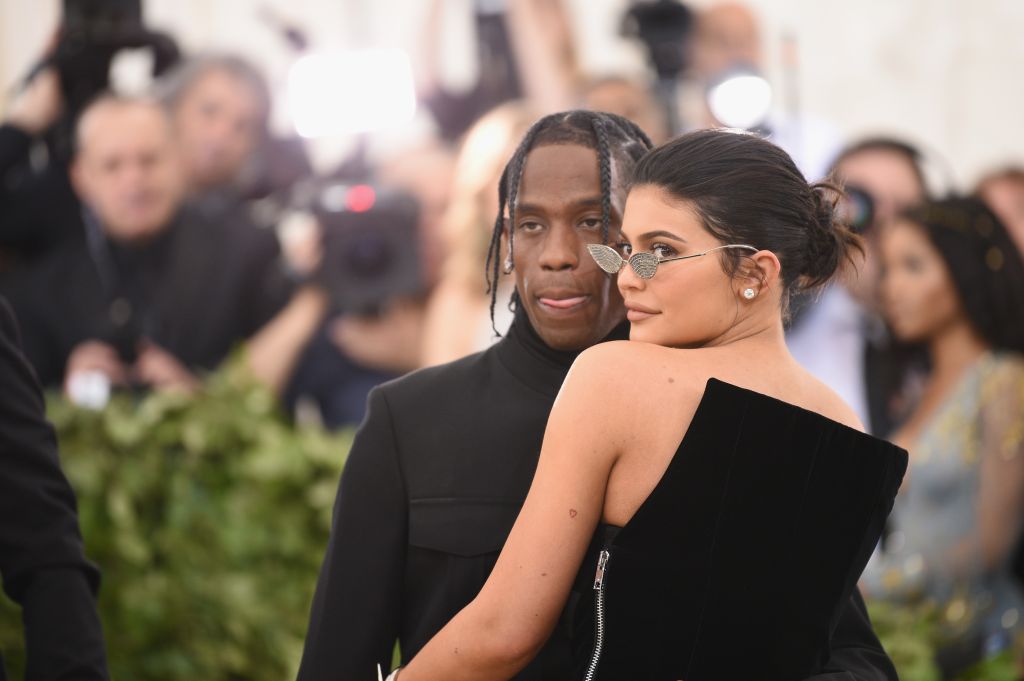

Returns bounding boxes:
[586,244,625,274]
[629,252,659,279]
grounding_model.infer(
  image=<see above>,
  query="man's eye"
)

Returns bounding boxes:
[580,217,602,230]
[615,242,632,256]
[518,221,543,232]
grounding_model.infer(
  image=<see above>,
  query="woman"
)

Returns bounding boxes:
[389,130,908,680]
[862,197,1024,671]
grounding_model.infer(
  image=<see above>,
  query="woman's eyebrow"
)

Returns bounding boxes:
[635,230,687,242]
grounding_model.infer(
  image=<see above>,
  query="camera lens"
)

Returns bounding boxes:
[838,185,875,233]
[346,233,393,278]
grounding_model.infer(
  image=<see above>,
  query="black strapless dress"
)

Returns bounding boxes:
[569,379,907,681]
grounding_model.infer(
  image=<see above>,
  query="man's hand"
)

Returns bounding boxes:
[64,340,130,389]
[133,341,201,395]
[6,67,64,136]
[330,298,425,374]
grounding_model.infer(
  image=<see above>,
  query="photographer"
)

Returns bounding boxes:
[1,3,178,267]
[0,95,290,396]
[787,137,931,437]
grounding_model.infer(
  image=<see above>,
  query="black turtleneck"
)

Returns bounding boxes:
[298,309,897,681]
[298,310,628,681]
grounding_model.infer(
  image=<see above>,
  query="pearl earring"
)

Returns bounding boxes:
[743,288,756,300]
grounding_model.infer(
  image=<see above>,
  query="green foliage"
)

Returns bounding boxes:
[0,367,351,680]
[868,599,1021,681]
[4,361,1023,680]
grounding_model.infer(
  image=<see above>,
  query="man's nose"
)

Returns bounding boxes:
[538,227,580,271]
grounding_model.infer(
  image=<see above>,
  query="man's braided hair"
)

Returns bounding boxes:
[484,110,654,332]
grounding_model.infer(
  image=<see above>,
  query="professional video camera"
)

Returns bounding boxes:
[290,177,425,315]
[35,0,180,157]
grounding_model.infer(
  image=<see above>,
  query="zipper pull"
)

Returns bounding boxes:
[593,550,610,590]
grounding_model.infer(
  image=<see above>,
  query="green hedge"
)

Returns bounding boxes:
[0,368,351,680]
[1,367,1020,679]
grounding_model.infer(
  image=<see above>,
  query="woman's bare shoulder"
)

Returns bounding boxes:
[565,341,709,408]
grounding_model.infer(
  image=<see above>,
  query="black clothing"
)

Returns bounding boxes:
[571,379,907,680]
[0,203,290,387]
[298,312,902,681]
[0,297,108,680]
[284,323,397,430]
[0,125,83,265]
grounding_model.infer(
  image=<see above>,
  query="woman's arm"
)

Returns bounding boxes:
[397,347,626,680]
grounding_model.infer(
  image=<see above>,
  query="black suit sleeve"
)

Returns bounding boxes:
[0,297,108,680]
[297,386,407,681]
[802,590,897,681]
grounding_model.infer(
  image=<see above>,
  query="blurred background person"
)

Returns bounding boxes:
[975,166,1024,257]
[787,137,931,436]
[0,95,290,397]
[274,142,455,429]
[1,9,180,270]
[420,100,536,366]
[417,0,579,141]
[680,1,841,181]
[155,53,313,221]
[861,197,1024,678]
[580,75,670,145]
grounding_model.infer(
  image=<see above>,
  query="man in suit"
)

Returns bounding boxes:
[0,296,108,680]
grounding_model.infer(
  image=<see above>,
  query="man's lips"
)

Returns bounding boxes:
[537,291,589,312]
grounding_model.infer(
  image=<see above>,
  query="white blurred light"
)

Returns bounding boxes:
[707,74,772,130]
[288,49,417,138]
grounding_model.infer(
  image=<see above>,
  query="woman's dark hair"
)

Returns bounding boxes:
[485,110,654,330]
[902,197,1024,353]
[629,129,861,304]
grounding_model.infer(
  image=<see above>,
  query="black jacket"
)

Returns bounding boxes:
[0,204,289,387]
[0,297,107,680]
[0,124,83,264]
[297,312,898,681]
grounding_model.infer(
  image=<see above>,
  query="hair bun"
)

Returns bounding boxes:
[798,182,861,290]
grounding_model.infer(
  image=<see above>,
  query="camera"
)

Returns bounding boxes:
[622,0,695,82]
[38,0,180,157]
[304,180,425,315]
[837,185,876,234]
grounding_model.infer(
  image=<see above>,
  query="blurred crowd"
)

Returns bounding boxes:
[2,0,1024,678]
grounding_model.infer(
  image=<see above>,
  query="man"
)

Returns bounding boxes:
[298,111,898,680]
[0,296,108,680]
[788,137,930,436]
[1,95,289,393]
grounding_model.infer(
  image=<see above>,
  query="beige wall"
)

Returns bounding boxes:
[2,0,1022,184]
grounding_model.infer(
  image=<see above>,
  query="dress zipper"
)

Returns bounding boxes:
[583,549,611,681]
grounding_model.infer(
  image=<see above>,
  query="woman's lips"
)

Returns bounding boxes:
[625,304,659,322]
